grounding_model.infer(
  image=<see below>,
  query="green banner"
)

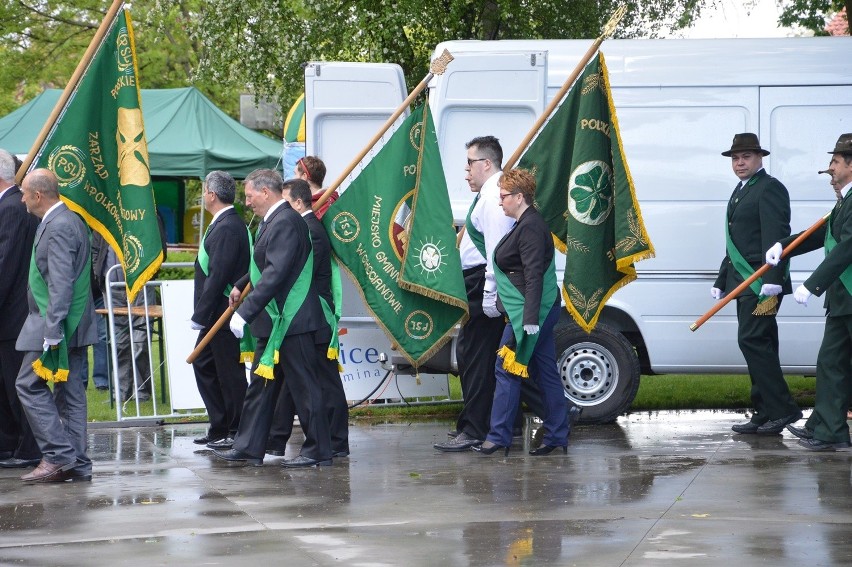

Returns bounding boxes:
[33,7,161,302]
[323,102,468,365]
[519,52,654,333]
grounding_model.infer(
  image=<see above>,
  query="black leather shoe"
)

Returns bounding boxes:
[434,432,482,452]
[0,451,12,460]
[0,457,41,469]
[332,450,350,458]
[447,430,459,438]
[797,438,851,451]
[472,441,509,456]
[756,411,803,434]
[731,420,762,434]
[281,455,332,468]
[193,435,214,445]
[265,449,286,457]
[212,449,263,466]
[786,424,813,440]
[59,469,93,482]
[206,437,235,449]
[529,445,567,456]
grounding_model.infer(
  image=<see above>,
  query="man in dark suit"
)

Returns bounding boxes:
[212,169,332,467]
[0,149,40,469]
[766,133,852,450]
[16,168,96,482]
[713,133,801,435]
[190,171,251,450]
[266,178,349,459]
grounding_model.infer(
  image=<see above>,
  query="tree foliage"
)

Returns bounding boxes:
[0,0,238,117]
[188,0,716,109]
[778,0,851,35]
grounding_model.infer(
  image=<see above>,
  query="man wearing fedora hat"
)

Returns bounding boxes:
[765,133,852,450]
[714,133,801,435]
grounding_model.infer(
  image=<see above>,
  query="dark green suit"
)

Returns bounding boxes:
[714,169,799,423]
[782,188,852,443]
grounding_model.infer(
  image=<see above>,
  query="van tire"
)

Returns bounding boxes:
[554,322,640,424]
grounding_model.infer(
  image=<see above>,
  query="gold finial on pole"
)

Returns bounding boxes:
[430,49,454,75]
[601,5,627,39]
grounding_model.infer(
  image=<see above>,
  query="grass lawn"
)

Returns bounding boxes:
[83,371,816,423]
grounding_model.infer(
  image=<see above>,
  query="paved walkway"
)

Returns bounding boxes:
[0,410,850,566]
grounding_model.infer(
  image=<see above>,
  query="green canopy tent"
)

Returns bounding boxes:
[0,87,283,242]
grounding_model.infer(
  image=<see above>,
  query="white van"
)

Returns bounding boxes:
[305,37,852,423]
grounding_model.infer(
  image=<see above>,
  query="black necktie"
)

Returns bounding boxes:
[255,220,267,240]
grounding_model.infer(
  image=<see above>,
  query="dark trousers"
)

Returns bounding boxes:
[16,348,91,474]
[809,314,852,443]
[456,265,545,440]
[268,343,349,455]
[487,303,569,447]
[736,294,799,423]
[0,340,39,459]
[233,333,331,461]
[192,324,248,438]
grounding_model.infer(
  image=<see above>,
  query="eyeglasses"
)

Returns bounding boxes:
[499,192,519,202]
[467,157,488,166]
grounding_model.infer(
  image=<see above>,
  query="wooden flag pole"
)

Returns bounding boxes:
[186,283,252,364]
[16,0,125,184]
[456,5,626,247]
[502,5,626,172]
[690,212,831,332]
[313,49,455,211]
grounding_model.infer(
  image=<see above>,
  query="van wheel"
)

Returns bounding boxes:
[554,322,640,424]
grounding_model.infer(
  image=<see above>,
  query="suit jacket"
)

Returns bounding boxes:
[783,190,852,316]
[192,208,251,327]
[236,201,322,339]
[494,206,556,326]
[714,169,792,294]
[0,185,38,341]
[16,203,97,351]
[304,211,333,345]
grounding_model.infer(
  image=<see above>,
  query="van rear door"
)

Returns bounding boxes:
[304,62,408,189]
[429,49,548,220]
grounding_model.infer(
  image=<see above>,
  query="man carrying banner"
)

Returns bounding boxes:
[16,169,96,482]
[191,171,251,450]
[435,136,545,452]
[267,178,348,459]
[215,169,331,468]
[766,133,852,450]
[713,133,801,435]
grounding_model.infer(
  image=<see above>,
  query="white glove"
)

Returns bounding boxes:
[760,284,783,297]
[43,337,62,351]
[482,290,500,318]
[523,324,540,335]
[190,320,204,331]
[710,287,725,300]
[765,242,783,266]
[229,311,246,339]
[793,284,811,305]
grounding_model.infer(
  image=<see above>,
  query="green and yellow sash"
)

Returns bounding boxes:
[320,260,343,368]
[724,211,778,316]
[825,214,852,294]
[494,256,557,378]
[464,194,486,258]
[248,245,313,380]
[198,219,256,362]
[28,237,91,383]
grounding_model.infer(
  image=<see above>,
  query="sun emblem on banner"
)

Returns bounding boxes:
[412,238,446,279]
[568,160,613,226]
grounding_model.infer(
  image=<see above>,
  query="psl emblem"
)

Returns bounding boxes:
[116,107,151,187]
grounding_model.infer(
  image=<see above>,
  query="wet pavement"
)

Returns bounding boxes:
[1,410,851,566]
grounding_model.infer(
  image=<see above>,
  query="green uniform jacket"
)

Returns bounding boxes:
[714,169,792,294]
[782,189,852,316]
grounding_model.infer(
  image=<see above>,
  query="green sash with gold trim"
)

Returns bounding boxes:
[28,237,91,383]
